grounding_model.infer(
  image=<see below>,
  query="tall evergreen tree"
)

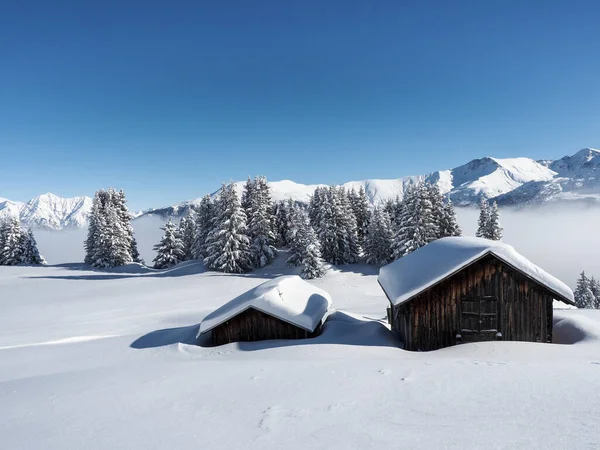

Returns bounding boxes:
[285,204,325,278]
[391,183,437,259]
[84,189,135,268]
[178,211,197,261]
[19,229,46,265]
[272,200,291,247]
[438,198,462,237]
[153,220,185,269]
[0,216,24,265]
[245,176,276,268]
[487,201,503,241]
[193,195,214,259]
[364,207,394,264]
[574,271,595,309]
[204,183,252,273]
[349,186,371,246]
[476,197,490,239]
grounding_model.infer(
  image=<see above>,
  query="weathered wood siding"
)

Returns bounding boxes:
[390,255,555,351]
[211,307,321,346]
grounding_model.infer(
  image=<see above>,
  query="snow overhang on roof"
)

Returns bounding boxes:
[378,237,575,307]
[198,275,332,336]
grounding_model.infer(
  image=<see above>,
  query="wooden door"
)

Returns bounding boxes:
[460,296,499,342]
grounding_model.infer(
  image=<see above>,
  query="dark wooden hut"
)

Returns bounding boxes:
[198,275,331,346]
[378,237,575,351]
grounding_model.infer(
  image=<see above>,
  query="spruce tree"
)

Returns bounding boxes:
[204,183,252,273]
[350,186,371,246]
[438,198,462,237]
[286,204,307,267]
[364,207,393,264]
[113,189,141,263]
[574,271,595,309]
[19,229,46,265]
[286,204,325,278]
[0,216,24,265]
[245,176,276,268]
[272,200,290,247]
[426,183,446,238]
[487,201,503,241]
[178,211,197,261]
[590,277,600,309]
[193,195,214,259]
[153,220,185,269]
[476,197,490,239]
[391,183,437,259]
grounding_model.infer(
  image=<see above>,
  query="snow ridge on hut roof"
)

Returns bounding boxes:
[378,237,574,306]
[198,275,332,336]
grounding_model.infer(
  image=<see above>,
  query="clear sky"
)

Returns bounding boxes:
[1,0,599,210]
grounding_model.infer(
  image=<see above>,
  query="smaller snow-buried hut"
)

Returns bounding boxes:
[198,275,332,346]
[378,237,575,351]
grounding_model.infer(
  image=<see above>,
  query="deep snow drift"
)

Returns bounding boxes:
[1,254,600,450]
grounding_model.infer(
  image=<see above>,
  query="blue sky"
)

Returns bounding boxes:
[1,0,599,210]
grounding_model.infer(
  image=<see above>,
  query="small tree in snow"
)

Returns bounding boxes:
[245,176,277,268]
[286,204,325,279]
[153,220,185,269]
[590,277,600,309]
[438,198,462,238]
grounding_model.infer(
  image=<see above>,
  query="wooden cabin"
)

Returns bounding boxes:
[198,275,332,346]
[378,237,575,351]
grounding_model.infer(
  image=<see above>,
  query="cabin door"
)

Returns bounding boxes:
[459,296,499,342]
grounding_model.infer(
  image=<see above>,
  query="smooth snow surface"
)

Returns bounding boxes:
[199,275,332,335]
[379,237,574,306]
[1,257,599,449]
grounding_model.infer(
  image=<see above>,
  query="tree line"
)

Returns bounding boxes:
[149,177,470,278]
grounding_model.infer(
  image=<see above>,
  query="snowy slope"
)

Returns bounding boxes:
[0,193,92,230]
[1,260,600,449]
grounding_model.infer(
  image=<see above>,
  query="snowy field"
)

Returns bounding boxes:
[2,253,600,449]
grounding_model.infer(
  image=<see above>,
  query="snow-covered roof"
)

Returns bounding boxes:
[198,276,332,336]
[378,237,574,307]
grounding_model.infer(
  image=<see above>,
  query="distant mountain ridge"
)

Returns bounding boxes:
[2,148,599,229]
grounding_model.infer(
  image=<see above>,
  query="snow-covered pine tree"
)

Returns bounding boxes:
[590,277,600,309]
[245,176,276,268]
[0,216,24,265]
[113,189,141,263]
[315,187,340,264]
[272,200,290,247]
[364,207,394,264]
[438,198,462,238]
[193,195,214,259]
[349,186,371,246]
[286,204,307,267]
[204,183,252,273]
[19,229,46,265]
[476,197,490,239]
[574,271,595,309]
[391,183,437,259]
[336,188,362,263]
[425,183,448,239]
[285,204,325,278]
[153,220,185,269]
[240,176,255,213]
[0,219,7,264]
[487,201,503,241]
[308,187,325,228]
[84,189,135,268]
[300,222,326,280]
[178,210,197,261]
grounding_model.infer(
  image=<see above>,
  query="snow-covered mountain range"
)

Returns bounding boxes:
[2,148,599,229]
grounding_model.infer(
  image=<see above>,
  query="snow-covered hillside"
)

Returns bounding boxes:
[1,258,599,449]
[0,193,92,230]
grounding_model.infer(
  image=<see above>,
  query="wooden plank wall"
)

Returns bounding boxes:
[392,255,555,351]
[211,308,320,346]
